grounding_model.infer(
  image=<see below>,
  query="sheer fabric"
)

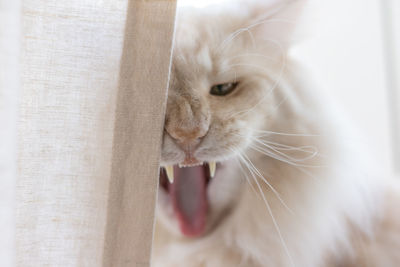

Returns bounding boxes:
[1,0,176,266]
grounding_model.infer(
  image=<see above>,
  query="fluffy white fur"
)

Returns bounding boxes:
[152,1,400,266]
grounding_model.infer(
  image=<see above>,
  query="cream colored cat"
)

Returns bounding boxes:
[152,1,400,266]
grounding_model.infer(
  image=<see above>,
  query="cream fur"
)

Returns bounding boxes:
[152,1,400,266]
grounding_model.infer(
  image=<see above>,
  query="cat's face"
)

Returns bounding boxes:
[157,1,303,238]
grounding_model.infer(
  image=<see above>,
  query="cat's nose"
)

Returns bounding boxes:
[164,94,210,154]
[165,125,207,151]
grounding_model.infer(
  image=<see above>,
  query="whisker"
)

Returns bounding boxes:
[247,128,321,137]
[249,143,324,168]
[219,18,297,50]
[233,132,320,156]
[233,154,261,199]
[253,139,318,162]
[230,132,323,166]
[224,53,278,64]
[230,147,259,195]
[238,151,295,267]
[271,94,289,112]
[249,136,318,153]
[220,27,252,50]
[238,153,294,215]
[223,38,286,120]
[218,63,273,75]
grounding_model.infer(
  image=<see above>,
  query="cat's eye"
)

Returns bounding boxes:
[210,82,238,96]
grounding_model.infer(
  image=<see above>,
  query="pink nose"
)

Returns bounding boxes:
[166,127,207,153]
[163,95,210,157]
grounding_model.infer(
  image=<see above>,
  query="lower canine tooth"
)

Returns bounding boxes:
[165,165,174,183]
[209,161,216,178]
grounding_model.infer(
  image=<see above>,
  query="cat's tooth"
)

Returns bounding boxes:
[209,161,216,178]
[165,165,174,184]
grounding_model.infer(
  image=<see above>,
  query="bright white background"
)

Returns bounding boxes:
[292,0,398,179]
[295,0,395,180]
[179,0,399,179]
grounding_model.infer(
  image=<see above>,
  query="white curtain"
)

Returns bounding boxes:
[0,0,19,266]
[1,0,176,266]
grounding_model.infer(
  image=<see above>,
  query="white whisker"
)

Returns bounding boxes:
[224,53,277,64]
[219,18,297,50]
[238,153,294,215]
[237,151,295,267]
[260,140,318,154]
[233,155,261,199]
[247,128,320,137]
[219,63,272,75]
[234,132,320,156]
[222,38,286,120]
[253,139,318,162]
[249,143,324,168]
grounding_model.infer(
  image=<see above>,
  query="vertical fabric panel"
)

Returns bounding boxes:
[17,0,126,265]
[17,0,176,265]
[103,1,176,266]
[0,0,19,266]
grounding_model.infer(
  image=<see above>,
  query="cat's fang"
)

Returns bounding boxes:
[209,161,216,178]
[165,165,174,183]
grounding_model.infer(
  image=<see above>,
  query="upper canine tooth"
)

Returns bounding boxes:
[165,165,174,183]
[209,161,216,178]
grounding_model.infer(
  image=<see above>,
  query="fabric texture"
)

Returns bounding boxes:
[15,0,176,266]
[103,1,177,266]
[0,0,19,266]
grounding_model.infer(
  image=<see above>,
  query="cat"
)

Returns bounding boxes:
[151,1,400,266]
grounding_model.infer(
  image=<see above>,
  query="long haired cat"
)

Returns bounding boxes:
[152,1,400,266]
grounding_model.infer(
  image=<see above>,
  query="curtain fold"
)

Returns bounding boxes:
[103,1,177,266]
[0,0,19,266]
[15,0,176,266]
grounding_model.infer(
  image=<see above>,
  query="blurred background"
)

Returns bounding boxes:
[179,0,400,180]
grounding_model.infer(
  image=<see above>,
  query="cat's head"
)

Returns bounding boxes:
[157,0,306,238]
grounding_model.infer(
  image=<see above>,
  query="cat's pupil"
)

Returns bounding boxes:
[210,82,238,96]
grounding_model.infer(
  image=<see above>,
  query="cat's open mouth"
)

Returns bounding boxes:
[159,162,216,237]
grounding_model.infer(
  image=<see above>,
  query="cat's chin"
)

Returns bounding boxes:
[156,159,242,238]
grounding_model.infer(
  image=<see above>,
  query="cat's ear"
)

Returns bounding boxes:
[243,0,309,48]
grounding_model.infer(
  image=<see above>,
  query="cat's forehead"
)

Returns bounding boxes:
[173,43,213,77]
[171,27,217,90]
[169,52,211,95]
[173,32,239,79]
[170,8,251,93]
[173,19,219,72]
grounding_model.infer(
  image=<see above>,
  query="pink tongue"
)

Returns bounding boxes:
[169,165,208,237]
